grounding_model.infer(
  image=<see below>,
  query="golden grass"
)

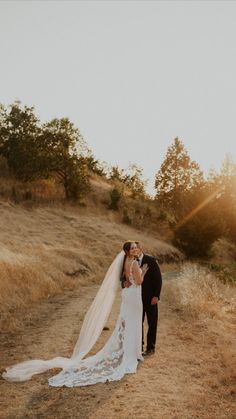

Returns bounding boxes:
[164,262,236,396]
[164,262,236,318]
[0,214,235,418]
[0,177,65,204]
[0,259,59,331]
[211,238,236,264]
[1,175,236,417]
[0,199,182,333]
[0,174,173,240]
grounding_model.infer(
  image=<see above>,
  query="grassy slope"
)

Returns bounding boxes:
[0,199,182,332]
[0,178,235,417]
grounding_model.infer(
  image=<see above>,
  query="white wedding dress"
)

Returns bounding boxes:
[3,253,143,387]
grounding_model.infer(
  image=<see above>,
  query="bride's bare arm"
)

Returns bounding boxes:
[133,261,148,285]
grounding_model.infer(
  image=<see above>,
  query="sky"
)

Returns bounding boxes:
[0,0,236,194]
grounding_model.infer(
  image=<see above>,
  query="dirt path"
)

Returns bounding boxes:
[0,279,235,419]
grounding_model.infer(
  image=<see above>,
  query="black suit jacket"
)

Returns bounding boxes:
[141,254,162,304]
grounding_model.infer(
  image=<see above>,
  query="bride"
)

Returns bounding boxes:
[2,241,148,387]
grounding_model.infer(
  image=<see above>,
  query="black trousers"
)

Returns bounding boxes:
[142,303,158,351]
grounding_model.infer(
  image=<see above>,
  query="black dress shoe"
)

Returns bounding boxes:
[142,349,155,356]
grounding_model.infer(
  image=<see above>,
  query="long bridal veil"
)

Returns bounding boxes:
[2,251,124,382]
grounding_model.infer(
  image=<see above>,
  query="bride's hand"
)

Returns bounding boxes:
[141,263,148,276]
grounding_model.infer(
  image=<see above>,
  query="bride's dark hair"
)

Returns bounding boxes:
[123,240,135,255]
[121,241,135,279]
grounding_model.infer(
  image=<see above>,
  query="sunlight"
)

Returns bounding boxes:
[175,188,222,230]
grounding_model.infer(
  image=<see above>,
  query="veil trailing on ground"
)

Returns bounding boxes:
[2,251,125,382]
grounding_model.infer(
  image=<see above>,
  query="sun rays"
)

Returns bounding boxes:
[175,188,222,230]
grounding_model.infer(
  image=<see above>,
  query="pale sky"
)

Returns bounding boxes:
[1,0,236,194]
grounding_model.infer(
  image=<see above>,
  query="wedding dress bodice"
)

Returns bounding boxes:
[128,259,141,286]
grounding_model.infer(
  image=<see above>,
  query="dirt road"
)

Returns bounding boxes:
[0,279,235,419]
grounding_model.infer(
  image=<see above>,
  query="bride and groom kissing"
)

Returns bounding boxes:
[121,241,162,357]
[3,240,162,387]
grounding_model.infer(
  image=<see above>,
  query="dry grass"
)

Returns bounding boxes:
[0,174,173,240]
[165,263,236,318]
[221,347,236,396]
[0,199,181,333]
[164,262,236,399]
[211,238,236,264]
[0,203,235,418]
[1,263,235,418]
[0,177,65,204]
[1,197,235,418]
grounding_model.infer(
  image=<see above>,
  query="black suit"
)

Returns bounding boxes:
[141,254,162,351]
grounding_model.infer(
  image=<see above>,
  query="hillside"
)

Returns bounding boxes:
[0,199,181,333]
[0,203,236,419]
[0,173,173,239]
[0,199,235,418]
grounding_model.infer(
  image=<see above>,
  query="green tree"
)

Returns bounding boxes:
[60,156,90,200]
[0,102,91,200]
[109,165,125,182]
[84,154,107,176]
[109,164,147,198]
[155,137,204,217]
[123,163,147,199]
[0,101,41,180]
[40,118,90,200]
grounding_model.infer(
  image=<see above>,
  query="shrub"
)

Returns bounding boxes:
[122,209,132,225]
[109,187,122,210]
[0,156,9,177]
[158,209,168,221]
[173,206,225,258]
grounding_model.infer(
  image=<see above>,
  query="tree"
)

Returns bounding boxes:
[60,155,90,200]
[40,118,90,200]
[155,137,204,217]
[109,163,147,199]
[84,154,107,176]
[173,186,225,258]
[206,154,236,243]
[123,163,147,199]
[109,165,125,183]
[0,101,41,180]
[0,101,91,200]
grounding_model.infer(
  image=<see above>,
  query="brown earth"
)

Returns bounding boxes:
[1,274,235,419]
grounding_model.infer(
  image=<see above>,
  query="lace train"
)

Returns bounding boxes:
[49,318,126,387]
[48,285,143,387]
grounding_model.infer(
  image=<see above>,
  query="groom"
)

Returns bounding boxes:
[135,242,162,356]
